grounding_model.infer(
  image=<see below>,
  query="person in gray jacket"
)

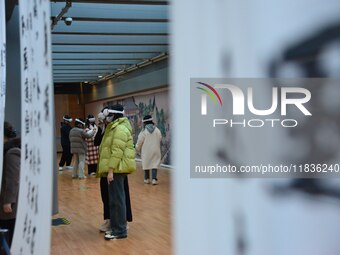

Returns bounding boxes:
[69,118,96,179]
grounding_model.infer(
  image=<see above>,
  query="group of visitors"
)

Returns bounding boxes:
[58,104,162,240]
[0,103,162,246]
[0,111,135,245]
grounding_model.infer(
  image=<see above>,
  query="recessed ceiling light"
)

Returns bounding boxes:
[98,75,103,78]
[84,81,88,83]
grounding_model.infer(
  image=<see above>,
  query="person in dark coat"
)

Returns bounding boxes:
[59,115,73,171]
[0,121,21,247]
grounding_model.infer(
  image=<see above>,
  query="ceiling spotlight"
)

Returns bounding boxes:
[84,81,88,83]
[98,75,103,78]
[64,17,73,26]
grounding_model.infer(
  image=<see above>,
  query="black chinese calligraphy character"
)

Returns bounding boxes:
[25,143,28,160]
[29,148,32,171]
[33,110,37,129]
[23,47,28,70]
[30,226,36,255]
[0,45,5,67]
[26,219,32,244]
[21,15,25,36]
[43,12,49,66]
[37,148,41,173]
[36,75,41,100]
[23,214,28,238]
[35,187,38,215]
[30,47,34,66]
[31,185,35,210]
[44,86,49,121]
[28,12,33,31]
[24,78,29,103]
[25,111,30,135]
[27,181,31,205]
[33,0,38,18]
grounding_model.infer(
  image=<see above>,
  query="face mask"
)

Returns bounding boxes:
[106,116,114,123]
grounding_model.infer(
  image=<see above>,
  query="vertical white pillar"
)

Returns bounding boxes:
[12,0,54,254]
[172,0,340,255]
[0,0,6,186]
[171,1,237,254]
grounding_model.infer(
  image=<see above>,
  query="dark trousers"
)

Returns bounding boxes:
[0,218,15,248]
[59,144,73,167]
[144,169,158,180]
[100,177,110,220]
[108,174,127,236]
[100,176,132,222]
[124,177,132,222]
[88,164,97,175]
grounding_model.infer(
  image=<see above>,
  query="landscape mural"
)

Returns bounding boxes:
[103,90,171,165]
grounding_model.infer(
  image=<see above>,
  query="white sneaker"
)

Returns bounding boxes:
[104,232,127,240]
[104,223,128,234]
[152,179,158,185]
[78,176,87,179]
[58,167,63,171]
[100,220,111,232]
[90,172,96,176]
[66,166,73,170]
[144,179,150,184]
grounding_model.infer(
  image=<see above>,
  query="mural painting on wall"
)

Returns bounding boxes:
[104,91,171,165]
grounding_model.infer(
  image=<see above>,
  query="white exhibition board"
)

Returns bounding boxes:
[0,0,6,187]
[12,0,54,254]
[172,0,340,255]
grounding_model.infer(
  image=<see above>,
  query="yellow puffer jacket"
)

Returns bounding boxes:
[97,117,136,176]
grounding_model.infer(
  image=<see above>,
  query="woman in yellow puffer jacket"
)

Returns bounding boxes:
[97,104,136,240]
